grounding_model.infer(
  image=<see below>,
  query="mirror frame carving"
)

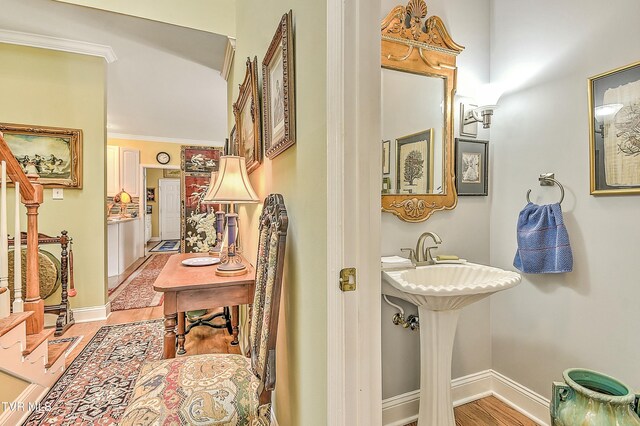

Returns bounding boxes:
[381,0,464,222]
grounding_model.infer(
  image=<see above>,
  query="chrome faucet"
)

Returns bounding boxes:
[402,231,442,266]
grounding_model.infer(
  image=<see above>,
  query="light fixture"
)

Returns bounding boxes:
[593,103,623,136]
[462,83,504,129]
[202,156,259,276]
[463,105,498,129]
[113,188,132,218]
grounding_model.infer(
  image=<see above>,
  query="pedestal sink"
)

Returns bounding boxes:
[382,263,521,426]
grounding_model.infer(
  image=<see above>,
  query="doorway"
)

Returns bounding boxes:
[158,178,180,240]
[142,166,181,255]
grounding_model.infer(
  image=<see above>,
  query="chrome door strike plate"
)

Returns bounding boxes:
[339,268,356,292]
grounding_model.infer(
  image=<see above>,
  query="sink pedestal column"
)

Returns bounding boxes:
[417,306,461,426]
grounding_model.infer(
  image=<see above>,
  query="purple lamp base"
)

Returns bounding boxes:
[216,212,247,276]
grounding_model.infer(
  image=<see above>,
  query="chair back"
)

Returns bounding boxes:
[248,194,288,401]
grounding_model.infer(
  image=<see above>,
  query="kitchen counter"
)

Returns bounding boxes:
[107,216,138,224]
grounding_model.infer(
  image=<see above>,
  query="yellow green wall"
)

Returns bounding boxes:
[108,138,182,167]
[53,0,236,37]
[0,372,29,412]
[0,43,107,309]
[145,168,164,238]
[232,3,328,425]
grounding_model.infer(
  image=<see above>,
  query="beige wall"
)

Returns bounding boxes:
[145,168,164,238]
[0,372,29,412]
[108,138,182,167]
[0,43,107,309]
[232,2,327,425]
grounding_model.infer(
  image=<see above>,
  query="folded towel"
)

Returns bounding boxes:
[381,256,413,271]
[513,202,573,274]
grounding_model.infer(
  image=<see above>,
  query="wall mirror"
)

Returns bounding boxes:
[380,0,464,222]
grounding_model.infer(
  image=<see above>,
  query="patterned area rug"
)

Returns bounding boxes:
[149,239,181,253]
[49,335,83,355]
[109,254,171,311]
[23,320,163,425]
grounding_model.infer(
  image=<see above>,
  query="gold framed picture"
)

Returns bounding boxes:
[234,57,262,174]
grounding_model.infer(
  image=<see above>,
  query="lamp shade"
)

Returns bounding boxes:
[203,156,259,204]
[202,171,218,204]
[115,188,132,204]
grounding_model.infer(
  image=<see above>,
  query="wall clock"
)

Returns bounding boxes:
[156,151,170,165]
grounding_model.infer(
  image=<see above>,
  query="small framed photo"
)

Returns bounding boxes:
[146,205,152,214]
[146,187,156,202]
[382,140,390,175]
[455,138,488,196]
[163,168,181,178]
[262,11,295,159]
[382,176,391,194]
[234,56,262,174]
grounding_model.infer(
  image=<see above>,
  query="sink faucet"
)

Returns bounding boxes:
[402,231,442,266]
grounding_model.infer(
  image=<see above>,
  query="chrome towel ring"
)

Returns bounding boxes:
[526,173,565,204]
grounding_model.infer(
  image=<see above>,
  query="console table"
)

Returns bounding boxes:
[153,253,255,359]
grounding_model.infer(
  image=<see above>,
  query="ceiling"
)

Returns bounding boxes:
[0,0,230,144]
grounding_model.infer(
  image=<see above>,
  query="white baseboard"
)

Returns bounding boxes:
[270,406,279,426]
[0,383,48,426]
[72,302,111,323]
[382,369,550,426]
[149,237,161,242]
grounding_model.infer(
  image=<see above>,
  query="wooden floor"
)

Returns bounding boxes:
[405,395,539,426]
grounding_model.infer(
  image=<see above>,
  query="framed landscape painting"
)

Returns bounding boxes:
[0,122,82,188]
[234,57,262,174]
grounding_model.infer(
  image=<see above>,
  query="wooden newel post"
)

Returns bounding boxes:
[22,174,44,335]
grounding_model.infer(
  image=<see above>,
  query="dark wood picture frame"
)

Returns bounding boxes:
[455,138,488,196]
[262,10,296,159]
[234,56,262,174]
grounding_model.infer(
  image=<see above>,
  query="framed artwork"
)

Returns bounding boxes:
[455,138,488,196]
[146,187,155,202]
[234,57,262,174]
[181,146,221,174]
[382,176,391,194]
[181,174,220,253]
[230,126,239,156]
[382,140,390,175]
[262,10,296,159]
[396,129,434,194]
[0,122,82,188]
[588,61,640,195]
[146,205,152,214]
[163,168,181,178]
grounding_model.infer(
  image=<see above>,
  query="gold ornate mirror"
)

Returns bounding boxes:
[380,0,464,222]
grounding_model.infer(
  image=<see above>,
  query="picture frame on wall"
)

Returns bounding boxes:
[382,140,390,175]
[0,122,83,188]
[163,168,181,178]
[146,187,155,202]
[181,146,221,174]
[181,173,220,253]
[262,10,296,159]
[230,125,238,156]
[588,60,640,195]
[234,56,262,174]
[396,129,434,194]
[455,138,488,196]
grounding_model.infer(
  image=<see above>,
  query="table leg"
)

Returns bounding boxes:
[163,313,177,359]
[231,305,240,346]
[177,312,186,355]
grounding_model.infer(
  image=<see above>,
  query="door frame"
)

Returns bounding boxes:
[158,177,181,241]
[139,164,180,254]
[326,0,381,424]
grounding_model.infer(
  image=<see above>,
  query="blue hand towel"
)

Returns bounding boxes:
[513,202,573,274]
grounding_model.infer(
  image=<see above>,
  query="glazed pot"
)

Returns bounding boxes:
[552,368,640,426]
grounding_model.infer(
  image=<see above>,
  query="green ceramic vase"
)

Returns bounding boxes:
[552,368,640,426]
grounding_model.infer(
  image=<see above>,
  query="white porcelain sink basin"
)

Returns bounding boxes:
[382,263,521,311]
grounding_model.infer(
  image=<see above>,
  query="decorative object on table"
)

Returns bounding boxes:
[23,320,163,425]
[181,145,221,174]
[203,155,259,276]
[148,239,180,253]
[162,168,181,178]
[262,10,296,159]
[113,188,132,218]
[396,129,434,194]
[146,187,155,202]
[382,140,390,174]
[181,173,220,253]
[109,254,169,310]
[551,368,640,426]
[156,151,171,165]
[181,257,221,267]
[455,138,488,196]
[588,60,640,195]
[0,122,82,188]
[234,57,262,174]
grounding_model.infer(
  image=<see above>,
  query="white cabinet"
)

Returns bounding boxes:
[145,215,152,243]
[108,218,142,278]
[106,146,120,197]
[107,221,120,278]
[120,148,140,197]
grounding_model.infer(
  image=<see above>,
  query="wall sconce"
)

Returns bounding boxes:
[593,103,623,136]
[463,105,498,129]
[461,83,504,131]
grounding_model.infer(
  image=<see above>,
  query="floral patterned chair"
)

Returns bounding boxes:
[120,194,288,426]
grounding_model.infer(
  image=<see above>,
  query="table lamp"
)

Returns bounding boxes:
[113,188,132,218]
[202,156,258,276]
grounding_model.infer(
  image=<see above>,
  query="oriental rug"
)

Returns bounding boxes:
[149,239,181,253]
[109,253,170,311]
[23,320,163,425]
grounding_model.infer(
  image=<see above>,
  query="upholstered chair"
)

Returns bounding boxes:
[120,194,288,426]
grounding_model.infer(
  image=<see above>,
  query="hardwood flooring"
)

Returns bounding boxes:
[404,395,540,426]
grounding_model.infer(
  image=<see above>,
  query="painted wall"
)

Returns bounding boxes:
[489,0,640,399]
[145,168,164,238]
[232,2,327,425]
[108,138,182,167]
[0,372,29,412]
[379,0,492,400]
[0,43,107,309]
[52,0,236,37]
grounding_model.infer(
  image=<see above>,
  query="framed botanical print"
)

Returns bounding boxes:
[455,138,488,196]
[396,129,434,194]
[0,122,82,188]
[262,10,295,159]
[234,57,261,174]
[588,61,640,195]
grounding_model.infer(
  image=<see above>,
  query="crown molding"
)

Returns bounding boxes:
[108,132,224,147]
[221,37,236,81]
[0,29,117,63]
